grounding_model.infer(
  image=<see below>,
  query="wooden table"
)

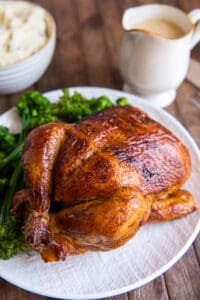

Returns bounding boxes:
[0,0,200,299]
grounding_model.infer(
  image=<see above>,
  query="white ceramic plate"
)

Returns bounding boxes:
[0,87,200,299]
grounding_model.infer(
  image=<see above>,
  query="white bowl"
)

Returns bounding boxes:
[0,1,56,95]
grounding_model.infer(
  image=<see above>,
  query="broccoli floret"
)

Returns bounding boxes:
[0,162,25,260]
[0,126,17,154]
[53,89,115,122]
[0,216,27,259]
[53,89,93,122]
[17,90,58,134]
[116,97,128,106]
[89,96,113,111]
[17,90,51,117]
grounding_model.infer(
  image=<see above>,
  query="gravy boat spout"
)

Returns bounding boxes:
[122,7,148,32]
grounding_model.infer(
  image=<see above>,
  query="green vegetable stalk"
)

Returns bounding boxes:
[0,161,22,222]
[0,128,27,259]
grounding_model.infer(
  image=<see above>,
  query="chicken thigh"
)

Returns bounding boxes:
[12,106,196,262]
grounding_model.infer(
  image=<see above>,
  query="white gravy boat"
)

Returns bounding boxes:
[119,4,200,107]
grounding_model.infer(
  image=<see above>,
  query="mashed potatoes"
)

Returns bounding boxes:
[0,2,48,67]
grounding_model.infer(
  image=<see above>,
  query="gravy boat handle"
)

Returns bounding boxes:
[188,9,200,49]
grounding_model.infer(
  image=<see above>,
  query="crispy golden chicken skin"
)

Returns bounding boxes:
[12,106,196,262]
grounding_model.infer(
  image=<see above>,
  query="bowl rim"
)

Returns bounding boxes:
[0,0,56,70]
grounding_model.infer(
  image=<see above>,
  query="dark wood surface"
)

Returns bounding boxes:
[0,0,200,299]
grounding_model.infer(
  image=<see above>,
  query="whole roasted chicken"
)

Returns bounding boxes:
[12,106,196,262]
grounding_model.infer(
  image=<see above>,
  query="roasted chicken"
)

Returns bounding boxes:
[12,105,196,262]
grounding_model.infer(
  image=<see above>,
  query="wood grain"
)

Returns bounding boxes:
[165,247,200,300]
[128,276,169,300]
[0,0,200,299]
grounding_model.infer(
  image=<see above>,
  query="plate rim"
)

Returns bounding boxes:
[0,86,200,299]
